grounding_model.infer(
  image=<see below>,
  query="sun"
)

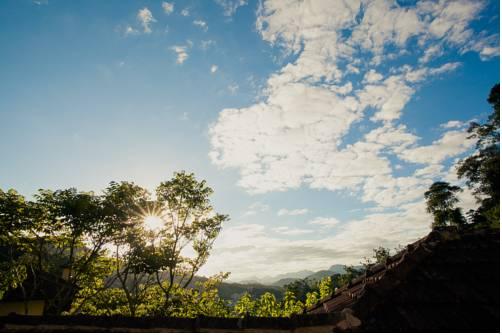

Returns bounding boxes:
[143,215,164,231]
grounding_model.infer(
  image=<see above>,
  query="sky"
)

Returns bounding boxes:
[0,0,499,281]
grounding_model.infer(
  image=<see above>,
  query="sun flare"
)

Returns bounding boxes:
[143,215,164,231]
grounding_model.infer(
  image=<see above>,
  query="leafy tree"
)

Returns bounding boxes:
[373,247,390,264]
[281,290,304,316]
[0,189,33,302]
[318,276,334,300]
[233,292,256,317]
[283,278,317,302]
[254,292,281,317]
[457,84,500,227]
[149,171,228,314]
[424,181,466,228]
[334,266,363,288]
[305,291,319,308]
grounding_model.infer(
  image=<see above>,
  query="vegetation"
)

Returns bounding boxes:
[424,83,500,229]
[425,182,465,228]
[0,85,498,319]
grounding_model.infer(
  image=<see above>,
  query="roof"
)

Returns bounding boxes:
[307,226,500,331]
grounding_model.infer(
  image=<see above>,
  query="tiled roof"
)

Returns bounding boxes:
[307,227,500,332]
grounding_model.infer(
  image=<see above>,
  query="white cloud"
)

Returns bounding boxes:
[200,40,216,50]
[399,130,476,165]
[201,0,494,281]
[209,0,492,197]
[193,20,208,31]
[273,226,314,236]
[363,69,384,83]
[215,0,248,16]
[440,120,465,129]
[309,217,339,228]
[210,65,218,74]
[277,208,309,216]
[227,83,239,94]
[171,45,189,64]
[124,26,139,36]
[429,62,462,75]
[137,7,156,34]
[419,44,443,63]
[181,8,190,16]
[162,2,174,15]
[243,202,269,216]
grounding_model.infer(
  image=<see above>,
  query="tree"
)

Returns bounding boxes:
[283,278,317,302]
[457,84,500,227]
[318,276,334,300]
[333,266,364,288]
[0,189,33,303]
[361,246,391,269]
[149,171,229,315]
[424,181,466,228]
[305,291,319,308]
[233,292,256,317]
[254,292,281,317]
[281,290,304,316]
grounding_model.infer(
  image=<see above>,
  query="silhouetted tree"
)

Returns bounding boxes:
[424,181,465,228]
[457,84,500,227]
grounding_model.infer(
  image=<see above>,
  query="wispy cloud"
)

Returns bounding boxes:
[137,7,156,34]
[214,0,248,16]
[277,208,309,216]
[171,45,189,64]
[227,83,239,95]
[309,217,339,228]
[209,0,489,196]
[162,2,174,15]
[210,65,218,74]
[193,20,208,32]
[200,40,216,50]
[243,202,269,216]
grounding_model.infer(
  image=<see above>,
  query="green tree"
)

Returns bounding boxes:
[254,292,281,317]
[281,290,304,316]
[150,171,229,314]
[305,291,319,308]
[284,278,317,302]
[457,84,500,227]
[318,276,334,300]
[233,292,256,317]
[0,189,33,302]
[424,181,466,228]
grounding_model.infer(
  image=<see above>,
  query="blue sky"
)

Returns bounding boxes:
[0,0,499,281]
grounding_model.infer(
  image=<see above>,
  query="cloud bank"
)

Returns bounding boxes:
[203,0,497,280]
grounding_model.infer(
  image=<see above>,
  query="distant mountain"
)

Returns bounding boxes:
[241,270,315,285]
[328,264,348,274]
[243,264,354,287]
[270,277,298,287]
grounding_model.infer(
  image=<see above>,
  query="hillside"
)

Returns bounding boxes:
[242,264,351,287]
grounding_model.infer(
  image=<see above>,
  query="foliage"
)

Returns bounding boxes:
[233,292,256,317]
[281,290,304,316]
[150,172,229,313]
[254,292,281,317]
[318,276,334,300]
[457,84,500,228]
[424,182,466,228]
[0,171,228,317]
[283,278,317,302]
[305,291,319,308]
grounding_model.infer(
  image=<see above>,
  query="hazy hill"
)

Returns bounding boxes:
[246,264,351,287]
